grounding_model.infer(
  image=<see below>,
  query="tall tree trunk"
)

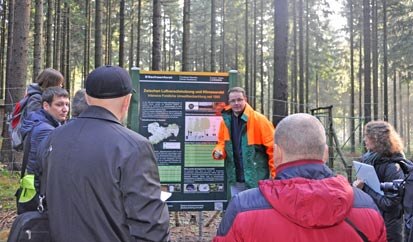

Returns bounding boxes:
[83,0,91,81]
[1,0,15,164]
[152,0,162,70]
[235,28,238,70]
[273,0,289,125]
[9,0,30,97]
[398,71,403,135]
[298,0,304,112]
[0,0,7,99]
[60,5,66,76]
[173,33,177,71]
[105,0,112,65]
[136,0,141,67]
[292,0,298,113]
[32,0,43,81]
[363,0,371,123]
[53,0,61,69]
[372,0,378,120]
[119,0,125,67]
[349,0,355,152]
[382,0,388,121]
[358,18,363,145]
[260,0,264,114]
[220,0,225,72]
[182,0,190,71]
[305,0,309,113]
[393,69,397,129]
[210,0,216,72]
[162,14,166,70]
[168,19,172,70]
[202,25,206,71]
[46,0,53,68]
[2,0,31,164]
[244,0,249,96]
[5,0,14,100]
[406,81,411,154]
[129,0,135,69]
[252,0,257,108]
[315,72,319,107]
[64,2,70,91]
[95,0,103,67]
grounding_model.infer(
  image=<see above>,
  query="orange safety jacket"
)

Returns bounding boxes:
[212,103,275,190]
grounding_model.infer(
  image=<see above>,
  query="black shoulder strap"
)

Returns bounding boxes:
[396,159,413,174]
[345,218,369,242]
[20,131,33,179]
[39,132,55,196]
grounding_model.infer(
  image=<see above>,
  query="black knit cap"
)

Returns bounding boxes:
[85,65,134,99]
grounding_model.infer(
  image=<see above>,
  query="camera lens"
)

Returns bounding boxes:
[380,182,395,192]
[380,179,404,193]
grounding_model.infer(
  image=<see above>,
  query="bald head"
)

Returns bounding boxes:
[274,113,326,163]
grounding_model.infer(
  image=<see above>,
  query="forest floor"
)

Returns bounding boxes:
[0,210,221,242]
[0,165,221,242]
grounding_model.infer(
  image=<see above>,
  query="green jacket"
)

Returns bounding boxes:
[213,103,275,192]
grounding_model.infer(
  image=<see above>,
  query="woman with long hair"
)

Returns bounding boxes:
[353,120,405,242]
[24,68,65,117]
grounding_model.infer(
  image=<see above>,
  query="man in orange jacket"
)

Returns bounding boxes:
[212,87,275,197]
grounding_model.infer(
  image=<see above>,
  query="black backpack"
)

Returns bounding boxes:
[7,193,49,242]
[394,159,413,242]
[7,209,50,242]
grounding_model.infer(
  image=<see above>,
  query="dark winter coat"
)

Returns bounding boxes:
[20,109,60,178]
[214,160,387,242]
[40,105,170,242]
[361,151,405,242]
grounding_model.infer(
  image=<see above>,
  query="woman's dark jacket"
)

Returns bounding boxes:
[361,151,405,242]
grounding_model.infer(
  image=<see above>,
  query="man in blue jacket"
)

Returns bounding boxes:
[18,87,69,213]
[22,87,69,177]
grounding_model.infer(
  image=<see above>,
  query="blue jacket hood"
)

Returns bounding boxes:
[21,109,59,139]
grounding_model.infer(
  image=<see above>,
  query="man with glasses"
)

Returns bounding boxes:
[212,87,275,197]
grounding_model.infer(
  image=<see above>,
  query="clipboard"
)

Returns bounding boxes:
[353,161,384,195]
[161,191,172,201]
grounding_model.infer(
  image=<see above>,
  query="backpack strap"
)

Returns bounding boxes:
[395,158,413,174]
[38,131,55,212]
[344,218,369,242]
[20,130,33,179]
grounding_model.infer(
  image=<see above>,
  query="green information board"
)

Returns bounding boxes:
[130,70,232,211]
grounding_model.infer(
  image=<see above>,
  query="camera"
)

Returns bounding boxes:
[380,179,405,193]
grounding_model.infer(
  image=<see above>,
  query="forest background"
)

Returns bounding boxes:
[1,0,413,240]
[1,0,413,163]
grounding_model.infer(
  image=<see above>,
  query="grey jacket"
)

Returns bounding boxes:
[40,106,169,242]
[24,83,42,119]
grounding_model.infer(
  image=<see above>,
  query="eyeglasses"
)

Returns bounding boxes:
[229,98,245,104]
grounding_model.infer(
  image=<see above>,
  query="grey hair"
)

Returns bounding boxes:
[71,89,88,117]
